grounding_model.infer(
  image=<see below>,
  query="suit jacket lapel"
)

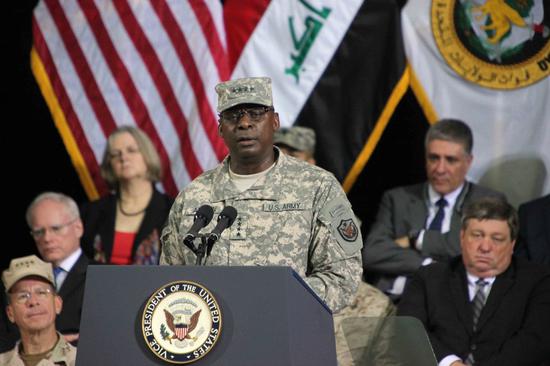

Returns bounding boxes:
[100,196,117,261]
[476,264,515,331]
[132,187,161,256]
[408,184,429,230]
[450,262,474,335]
[59,254,88,297]
[450,182,470,237]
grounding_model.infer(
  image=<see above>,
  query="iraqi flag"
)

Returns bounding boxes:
[402,0,550,206]
[32,0,410,225]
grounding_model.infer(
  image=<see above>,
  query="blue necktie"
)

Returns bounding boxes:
[53,267,63,288]
[428,197,447,231]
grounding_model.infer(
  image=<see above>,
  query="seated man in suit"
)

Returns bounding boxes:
[514,194,550,266]
[1,255,77,365]
[362,118,503,300]
[398,197,550,366]
[26,192,91,344]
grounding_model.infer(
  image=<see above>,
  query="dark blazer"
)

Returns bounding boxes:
[398,256,550,366]
[56,252,89,335]
[515,194,550,266]
[362,181,503,292]
[80,187,173,264]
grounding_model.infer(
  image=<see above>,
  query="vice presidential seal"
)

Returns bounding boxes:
[432,0,550,89]
[142,281,222,364]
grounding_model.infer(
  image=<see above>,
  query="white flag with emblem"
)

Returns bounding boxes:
[403,0,550,205]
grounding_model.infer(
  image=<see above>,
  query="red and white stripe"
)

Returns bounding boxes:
[32,0,362,199]
[33,0,229,198]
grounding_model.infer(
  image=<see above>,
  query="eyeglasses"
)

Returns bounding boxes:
[109,146,141,160]
[11,287,53,304]
[219,106,273,124]
[30,219,77,239]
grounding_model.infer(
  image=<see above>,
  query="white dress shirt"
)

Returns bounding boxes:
[55,248,82,291]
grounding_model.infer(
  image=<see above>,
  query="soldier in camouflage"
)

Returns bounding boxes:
[272,118,394,366]
[274,125,317,165]
[160,76,362,312]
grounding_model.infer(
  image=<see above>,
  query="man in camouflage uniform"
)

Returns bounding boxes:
[160,76,362,313]
[274,125,317,165]
[272,121,395,366]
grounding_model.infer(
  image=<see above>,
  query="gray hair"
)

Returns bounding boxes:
[461,197,518,241]
[425,118,473,155]
[26,192,80,227]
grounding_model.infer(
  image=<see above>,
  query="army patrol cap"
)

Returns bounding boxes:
[274,126,316,153]
[2,255,55,292]
[216,77,273,113]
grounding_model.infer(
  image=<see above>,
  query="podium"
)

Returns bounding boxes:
[76,265,337,365]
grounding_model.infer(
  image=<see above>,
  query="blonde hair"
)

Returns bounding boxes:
[100,126,163,189]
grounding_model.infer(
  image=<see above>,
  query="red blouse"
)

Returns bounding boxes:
[111,231,136,265]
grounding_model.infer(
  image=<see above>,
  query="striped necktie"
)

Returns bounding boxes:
[466,278,489,365]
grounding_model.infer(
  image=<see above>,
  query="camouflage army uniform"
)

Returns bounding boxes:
[160,150,362,312]
[0,333,77,366]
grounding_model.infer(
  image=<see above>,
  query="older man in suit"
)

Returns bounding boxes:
[362,119,503,300]
[398,197,550,366]
[514,194,550,266]
[26,192,91,344]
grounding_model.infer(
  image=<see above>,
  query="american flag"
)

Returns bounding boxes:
[32,0,415,217]
[32,0,231,199]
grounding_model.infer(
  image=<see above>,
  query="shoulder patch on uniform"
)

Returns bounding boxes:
[337,219,359,242]
[320,197,362,255]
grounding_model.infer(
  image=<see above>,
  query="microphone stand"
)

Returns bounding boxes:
[195,235,208,266]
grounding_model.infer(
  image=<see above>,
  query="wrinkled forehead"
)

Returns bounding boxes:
[464,218,511,237]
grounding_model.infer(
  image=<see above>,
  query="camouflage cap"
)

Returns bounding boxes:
[273,126,316,153]
[2,255,54,292]
[215,77,273,113]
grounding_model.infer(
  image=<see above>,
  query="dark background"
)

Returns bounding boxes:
[5,2,87,270]
[3,1,426,271]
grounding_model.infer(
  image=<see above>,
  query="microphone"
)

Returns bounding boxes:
[206,206,238,255]
[183,205,214,253]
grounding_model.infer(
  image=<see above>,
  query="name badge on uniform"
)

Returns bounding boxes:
[262,202,308,212]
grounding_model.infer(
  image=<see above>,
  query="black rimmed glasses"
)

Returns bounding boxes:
[219,106,273,124]
[30,218,77,239]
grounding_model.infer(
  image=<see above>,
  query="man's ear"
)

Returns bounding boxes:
[54,295,63,315]
[217,122,223,137]
[273,112,280,130]
[6,305,15,324]
[75,219,84,239]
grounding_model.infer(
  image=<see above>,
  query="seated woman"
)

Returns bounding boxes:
[81,126,174,265]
